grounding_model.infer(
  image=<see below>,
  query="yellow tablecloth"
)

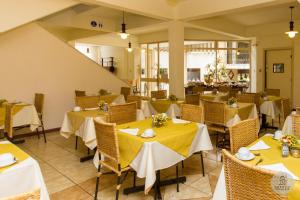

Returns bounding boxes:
[67,110,106,133]
[201,92,228,101]
[225,102,255,122]
[117,119,198,168]
[150,100,183,113]
[246,136,300,199]
[0,104,28,127]
[0,142,29,173]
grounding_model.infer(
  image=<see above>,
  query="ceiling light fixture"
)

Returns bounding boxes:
[119,11,129,40]
[285,6,298,38]
[127,42,133,52]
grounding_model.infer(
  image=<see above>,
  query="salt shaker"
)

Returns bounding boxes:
[282,143,289,157]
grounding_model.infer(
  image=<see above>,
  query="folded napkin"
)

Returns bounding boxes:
[84,107,98,111]
[0,153,14,162]
[0,141,10,144]
[259,163,299,180]
[249,140,271,150]
[264,133,274,137]
[119,128,139,136]
[172,118,190,124]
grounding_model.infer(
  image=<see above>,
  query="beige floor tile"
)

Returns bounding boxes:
[50,185,92,200]
[163,183,211,200]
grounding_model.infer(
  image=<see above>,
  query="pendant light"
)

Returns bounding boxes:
[127,42,133,52]
[285,6,298,38]
[119,11,129,39]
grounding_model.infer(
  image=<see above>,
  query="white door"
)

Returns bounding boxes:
[265,49,292,99]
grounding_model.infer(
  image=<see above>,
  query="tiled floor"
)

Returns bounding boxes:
[16,132,223,200]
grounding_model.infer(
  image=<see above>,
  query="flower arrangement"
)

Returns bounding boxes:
[98,89,111,96]
[152,113,168,127]
[98,100,107,111]
[168,94,177,102]
[281,134,298,147]
[227,97,237,105]
[0,99,7,106]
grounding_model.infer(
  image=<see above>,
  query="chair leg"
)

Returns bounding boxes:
[41,121,46,143]
[75,136,78,150]
[36,128,40,139]
[133,171,136,187]
[176,165,179,192]
[200,151,205,177]
[116,175,121,200]
[94,164,101,200]
[181,160,184,168]
[215,133,219,148]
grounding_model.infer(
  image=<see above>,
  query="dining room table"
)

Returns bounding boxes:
[213,135,300,200]
[141,99,184,118]
[0,103,41,131]
[93,118,213,199]
[0,140,49,200]
[260,95,282,129]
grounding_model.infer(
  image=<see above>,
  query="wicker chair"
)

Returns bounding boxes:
[228,88,240,98]
[264,88,280,97]
[75,90,86,97]
[5,188,40,200]
[107,102,137,124]
[185,94,200,105]
[151,90,167,99]
[202,100,228,148]
[229,119,258,154]
[222,149,285,200]
[4,104,25,144]
[120,87,131,101]
[126,95,143,109]
[280,98,290,125]
[296,107,300,115]
[292,115,300,137]
[192,86,205,94]
[34,93,46,143]
[181,104,205,176]
[75,96,100,109]
[93,120,131,200]
[236,93,260,110]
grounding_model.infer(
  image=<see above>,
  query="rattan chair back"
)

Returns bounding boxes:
[151,90,167,99]
[34,93,44,114]
[181,104,203,123]
[75,96,100,109]
[236,93,260,109]
[203,100,226,126]
[265,88,280,97]
[4,103,13,138]
[127,95,144,109]
[281,98,290,121]
[94,120,120,165]
[107,102,137,124]
[296,107,300,115]
[229,118,258,154]
[218,85,230,93]
[185,94,200,105]
[292,115,300,137]
[5,188,40,200]
[121,87,131,101]
[228,88,239,98]
[223,149,285,200]
[75,90,86,97]
[192,86,205,94]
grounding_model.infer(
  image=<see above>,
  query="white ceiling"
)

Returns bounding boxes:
[216,2,300,26]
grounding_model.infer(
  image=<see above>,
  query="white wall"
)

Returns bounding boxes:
[0,23,127,129]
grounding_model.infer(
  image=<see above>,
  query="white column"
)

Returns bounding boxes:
[168,21,185,99]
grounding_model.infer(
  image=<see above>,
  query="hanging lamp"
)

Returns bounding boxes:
[285,6,298,38]
[119,11,129,39]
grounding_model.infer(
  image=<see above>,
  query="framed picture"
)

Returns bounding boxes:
[273,63,284,73]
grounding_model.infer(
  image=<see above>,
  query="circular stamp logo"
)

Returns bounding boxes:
[271,172,295,196]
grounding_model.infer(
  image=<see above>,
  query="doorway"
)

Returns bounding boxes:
[265,49,293,101]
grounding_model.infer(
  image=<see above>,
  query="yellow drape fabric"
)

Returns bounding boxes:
[150,100,184,113]
[225,103,255,122]
[0,104,28,127]
[0,142,29,173]
[246,136,300,199]
[117,119,198,168]
[67,110,106,133]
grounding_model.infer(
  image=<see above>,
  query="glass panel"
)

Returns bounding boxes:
[148,43,159,79]
[218,41,250,49]
[140,44,147,78]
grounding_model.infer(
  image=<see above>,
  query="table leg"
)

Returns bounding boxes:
[80,148,96,162]
[154,171,162,200]
[261,114,277,130]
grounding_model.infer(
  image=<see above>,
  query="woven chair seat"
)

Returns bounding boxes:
[100,158,130,175]
[207,123,227,133]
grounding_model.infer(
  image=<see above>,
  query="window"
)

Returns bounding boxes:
[140,42,169,96]
[185,40,251,86]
